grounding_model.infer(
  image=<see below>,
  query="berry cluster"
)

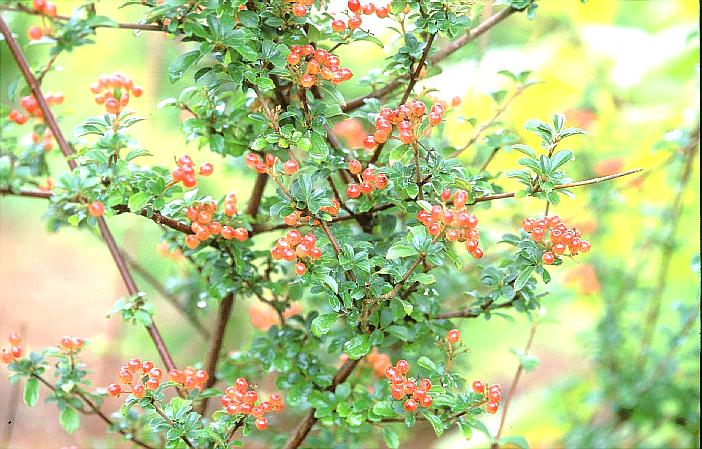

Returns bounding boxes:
[291,0,312,17]
[7,93,64,125]
[282,199,340,227]
[471,381,503,414]
[31,129,55,151]
[32,0,58,16]
[270,230,321,275]
[417,189,483,259]
[90,73,143,115]
[521,215,592,265]
[245,152,299,176]
[331,0,390,33]
[363,99,445,149]
[107,358,167,399]
[184,199,249,250]
[58,336,84,353]
[366,347,392,378]
[220,377,284,430]
[168,366,210,390]
[170,154,213,188]
[287,45,353,87]
[346,164,388,198]
[385,360,434,412]
[0,333,23,364]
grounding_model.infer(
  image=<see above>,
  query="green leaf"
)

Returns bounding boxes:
[514,266,534,291]
[344,334,371,359]
[311,313,337,337]
[382,426,400,448]
[59,407,80,434]
[372,401,396,418]
[457,420,473,441]
[417,356,440,374]
[500,435,530,449]
[386,325,412,342]
[168,50,202,83]
[23,378,39,407]
[386,244,418,260]
[420,410,444,436]
[549,150,574,172]
[127,192,150,213]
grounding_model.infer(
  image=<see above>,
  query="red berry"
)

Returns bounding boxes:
[9,332,21,346]
[347,0,361,12]
[295,262,307,275]
[185,234,200,249]
[255,417,268,430]
[332,19,346,33]
[145,377,160,390]
[235,377,248,392]
[447,329,461,344]
[419,395,433,407]
[428,112,442,126]
[133,384,146,398]
[348,159,362,174]
[27,25,43,40]
[199,163,213,176]
[472,380,485,393]
[542,251,555,265]
[419,379,432,390]
[488,389,502,402]
[127,358,141,372]
[88,201,105,217]
[395,359,409,375]
[375,6,388,18]
[141,360,154,374]
[348,14,362,30]
[292,3,307,17]
[1,349,13,364]
[107,383,122,398]
[347,183,361,199]
[233,227,248,241]
[362,3,375,15]
[486,401,499,414]
[403,398,418,412]
[284,159,299,175]
[149,368,163,380]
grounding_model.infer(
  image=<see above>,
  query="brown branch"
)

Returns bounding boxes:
[32,374,156,449]
[247,173,268,218]
[341,7,517,113]
[282,358,361,449]
[0,3,165,32]
[0,17,177,372]
[197,293,235,414]
[400,32,436,106]
[491,322,537,449]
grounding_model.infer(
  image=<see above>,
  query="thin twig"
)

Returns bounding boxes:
[341,7,517,113]
[638,127,700,363]
[491,321,538,449]
[125,252,210,339]
[32,374,156,449]
[0,3,165,32]
[0,17,177,372]
[452,87,526,159]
